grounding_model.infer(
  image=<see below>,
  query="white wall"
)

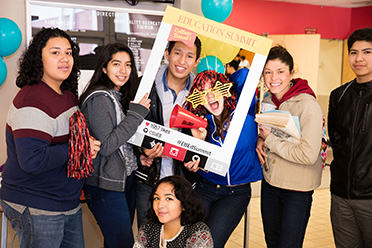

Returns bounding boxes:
[179,0,202,16]
[317,39,343,132]
[0,1,28,244]
[318,39,343,95]
[0,0,26,165]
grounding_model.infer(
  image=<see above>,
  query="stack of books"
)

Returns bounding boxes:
[255,110,301,140]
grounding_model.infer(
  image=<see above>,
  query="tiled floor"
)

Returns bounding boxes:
[225,187,335,248]
[2,187,335,248]
[1,166,335,248]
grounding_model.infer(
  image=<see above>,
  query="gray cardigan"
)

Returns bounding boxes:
[81,90,149,191]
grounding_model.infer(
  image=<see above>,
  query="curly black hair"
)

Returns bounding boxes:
[145,175,205,226]
[78,43,139,114]
[16,27,80,97]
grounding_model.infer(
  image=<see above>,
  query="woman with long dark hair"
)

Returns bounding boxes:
[256,45,323,247]
[79,43,150,248]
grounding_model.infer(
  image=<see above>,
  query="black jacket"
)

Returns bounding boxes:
[135,81,197,186]
[328,79,372,199]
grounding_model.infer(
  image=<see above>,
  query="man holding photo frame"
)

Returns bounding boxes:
[135,37,201,228]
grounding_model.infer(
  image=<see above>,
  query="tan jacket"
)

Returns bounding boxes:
[262,93,323,191]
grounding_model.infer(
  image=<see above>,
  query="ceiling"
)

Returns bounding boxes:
[264,0,372,8]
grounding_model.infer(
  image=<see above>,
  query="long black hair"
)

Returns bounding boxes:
[79,43,138,113]
[145,175,205,226]
[16,27,80,97]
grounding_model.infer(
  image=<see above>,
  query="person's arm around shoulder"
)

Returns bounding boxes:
[186,222,214,248]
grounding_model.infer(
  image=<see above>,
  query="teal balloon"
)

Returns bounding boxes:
[197,55,224,74]
[201,0,233,23]
[0,57,7,87]
[0,18,22,57]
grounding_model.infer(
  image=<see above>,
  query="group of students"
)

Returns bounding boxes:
[0,25,371,248]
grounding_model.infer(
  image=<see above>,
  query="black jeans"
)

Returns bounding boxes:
[261,179,313,248]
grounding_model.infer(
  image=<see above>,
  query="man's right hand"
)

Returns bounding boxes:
[140,154,154,167]
[143,143,163,159]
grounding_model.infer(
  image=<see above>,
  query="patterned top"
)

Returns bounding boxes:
[134,221,214,248]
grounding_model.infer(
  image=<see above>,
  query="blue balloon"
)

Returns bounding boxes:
[201,0,233,23]
[197,55,224,74]
[0,57,7,87]
[0,18,22,57]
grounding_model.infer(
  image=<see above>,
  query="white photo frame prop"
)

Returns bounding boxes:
[129,6,272,176]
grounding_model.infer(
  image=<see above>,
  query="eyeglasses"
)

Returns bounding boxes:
[186,81,233,109]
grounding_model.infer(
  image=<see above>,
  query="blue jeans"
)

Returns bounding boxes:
[261,179,313,248]
[194,178,252,248]
[135,179,153,228]
[83,173,136,248]
[0,200,84,248]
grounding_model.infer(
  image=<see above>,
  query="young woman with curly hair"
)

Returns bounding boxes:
[0,27,100,248]
[134,175,213,247]
[15,28,80,95]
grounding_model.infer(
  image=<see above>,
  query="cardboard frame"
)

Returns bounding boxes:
[129,6,272,176]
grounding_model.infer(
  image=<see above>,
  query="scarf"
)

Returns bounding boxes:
[271,78,316,109]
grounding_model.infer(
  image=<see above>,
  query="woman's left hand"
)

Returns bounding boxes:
[258,124,271,140]
[138,93,151,110]
[89,137,101,159]
[191,127,207,141]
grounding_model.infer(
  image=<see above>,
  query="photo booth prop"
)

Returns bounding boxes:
[169,105,208,129]
[128,6,272,176]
